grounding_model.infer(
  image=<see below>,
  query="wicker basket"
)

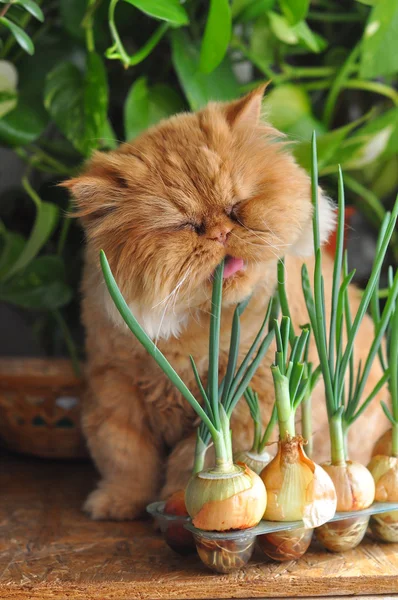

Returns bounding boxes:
[0,358,88,459]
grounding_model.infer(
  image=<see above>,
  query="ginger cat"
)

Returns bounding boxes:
[64,86,387,520]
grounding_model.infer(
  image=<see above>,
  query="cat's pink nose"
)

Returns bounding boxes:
[207,224,232,245]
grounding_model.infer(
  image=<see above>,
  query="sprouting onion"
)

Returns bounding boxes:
[368,265,398,542]
[258,317,337,561]
[100,253,275,532]
[277,259,321,458]
[233,387,277,474]
[191,291,275,476]
[302,133,398,552]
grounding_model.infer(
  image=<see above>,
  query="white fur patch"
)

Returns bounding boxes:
[102,283,189,341]
[291,191,336,257]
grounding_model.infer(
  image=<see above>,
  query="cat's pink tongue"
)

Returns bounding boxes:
[223,256,245,279]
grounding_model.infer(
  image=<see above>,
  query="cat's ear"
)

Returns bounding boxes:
[60,152,131,226]
[224,83,270,128]
[290,190,336,256]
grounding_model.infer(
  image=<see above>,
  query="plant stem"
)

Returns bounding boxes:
[301,387,313,457]
[57,213,72,256]
[220,404,233,465]
[345,80,398,106]
[193,433,209,474]
[84,0,96,53]
[213,430,233,472]
[330,411,346,466]
[258,404,278,453]
[392,423,398,459]
[208,262,224,430]
[252,419,262,454]
[307,10,362,22]
[272,367,295,439]
[323,43,361,127]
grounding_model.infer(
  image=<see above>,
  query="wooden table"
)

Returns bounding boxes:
[0,452,397,599]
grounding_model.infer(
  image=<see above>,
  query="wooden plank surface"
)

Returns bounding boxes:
[0,452,398,600]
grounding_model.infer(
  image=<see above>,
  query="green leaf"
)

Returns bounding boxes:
[234,0,275,22]
[4,182,59,279]
[45,56,108,157]
[122,0,189,25]
[286,114,327,140]
[360,0,398,79]
[200,0,232,74]
[294,20,325,53]
[14,0,44,22]
[101,118,118,150]
[0,59,17,118]
[268,11,298,44]
[263,84,311,130]
[280,0,309,25]
[358,108,398,161]
[124,77,149,140]
[0,17,34,55]
[0,256,72,310]
[0,229,25,280]
[294,115,370,172]
[0,98,47,145]
[171,30,240,110]
[250,15,276,65]
[124,77,184,140]
[45,62,85,154]
[84,52,109,156]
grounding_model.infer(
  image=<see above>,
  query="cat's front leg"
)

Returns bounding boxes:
[82,370,163,520]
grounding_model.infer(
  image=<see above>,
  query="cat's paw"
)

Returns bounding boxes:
[83,486,145,521]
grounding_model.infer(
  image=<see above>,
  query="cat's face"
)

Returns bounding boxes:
[65,86,334,339]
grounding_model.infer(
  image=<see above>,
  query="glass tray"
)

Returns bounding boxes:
[147,501,398,572]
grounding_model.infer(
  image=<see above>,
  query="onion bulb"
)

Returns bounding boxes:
[185,462,267,531]
[261,436,336,527]
[315,461,375,552]
[259,436,336,561]
[372,429,392,457]
[234,449,273,475]
[163,490,196,554]
[368,454,398,542]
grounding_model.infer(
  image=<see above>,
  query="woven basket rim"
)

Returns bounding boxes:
[0,358,85,386]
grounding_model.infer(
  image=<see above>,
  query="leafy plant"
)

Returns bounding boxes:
[0,0,397,360]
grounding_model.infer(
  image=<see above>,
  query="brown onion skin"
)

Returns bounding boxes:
[260,437,336,526]
[367,454,398,543]
[368,455,398,502]
[372,429,392,458]
[320,461,375,511]
[164,490,189,516]
[163,490,196,555]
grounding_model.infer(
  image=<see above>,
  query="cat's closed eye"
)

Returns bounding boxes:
[226,203,242,224]
[179,222,206,235]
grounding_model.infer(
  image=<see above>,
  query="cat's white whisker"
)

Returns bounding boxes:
[152,267,192,309]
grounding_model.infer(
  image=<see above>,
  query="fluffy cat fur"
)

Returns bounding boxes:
[64,86,388,520]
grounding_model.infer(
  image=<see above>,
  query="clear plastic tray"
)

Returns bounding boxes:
[147,501,398,572]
